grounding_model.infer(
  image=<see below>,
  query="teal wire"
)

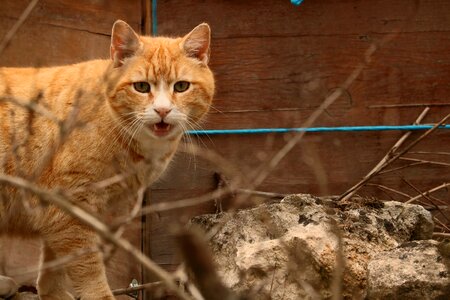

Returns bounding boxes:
[151,1,445,136]
[291,0,304,5]
[186,125,450,135]
[152,0,157,36]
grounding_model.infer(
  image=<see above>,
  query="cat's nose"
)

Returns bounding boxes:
[154,108,172,119]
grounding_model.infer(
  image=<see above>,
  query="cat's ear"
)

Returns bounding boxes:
[110,20,142,68]
[181,23,211,64]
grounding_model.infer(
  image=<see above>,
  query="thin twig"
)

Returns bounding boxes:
[236,188,286,199]
[137,28,400,219]
[111,186,146,231]
[424,205,448,212]
[366,183,412,199]
[378,161,427,175]
[368,103,450,109]
[136,187,285,220]
[330,226,344,300]
[402,179,450,223]
[399,157,450,168]
[69,172,133,194]
[406,182,450,204]
[10,247,98,280]
[338,107,430,201]
[247,32,401,207]
[112,281,164,296]
[0,95,59,124]
[0,0,39,55]
[0,174,192,300]
[341,112,450,201]
[176,229,239,300]
[409,151,450,156]
[433,217,450,232]
[432,232,450,238]
[139,186,232,217]
[427,194,448,206]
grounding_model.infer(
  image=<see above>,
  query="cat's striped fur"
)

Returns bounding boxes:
[0,20,214,299]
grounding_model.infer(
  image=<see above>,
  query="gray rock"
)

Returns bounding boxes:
[191,194,441,299]
[367,240,450,299]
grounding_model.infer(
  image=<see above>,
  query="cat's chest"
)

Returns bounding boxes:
[130,139,179,187]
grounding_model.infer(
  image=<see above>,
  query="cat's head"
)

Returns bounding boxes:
[107,20,214,140]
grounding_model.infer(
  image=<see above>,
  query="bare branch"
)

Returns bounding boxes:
[406,182,450,204]
[366,183,412,199]
[9,247,98,281]
[368,103,450,109]
[339,107,430,201]
[432,232,450,238]
[112,281,164,296]
[0,174,192,300]
[0,0,39,55]
[236,188,285,200]
[402,179,450,223]
[398,157,450,168]
[378,161,427,175]
[247,32,401,195]
[0,95,59,124]
[339,110,450,202]
[409,151,450,156]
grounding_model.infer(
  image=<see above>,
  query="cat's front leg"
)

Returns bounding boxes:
[41,224,114,300]
[37,243,75,300]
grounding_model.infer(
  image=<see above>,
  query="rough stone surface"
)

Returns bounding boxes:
[368,240,450,299]
[191,194,447,299]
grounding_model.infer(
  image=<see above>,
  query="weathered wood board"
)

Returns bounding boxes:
[1,1,449,298]
[145,0,450,281]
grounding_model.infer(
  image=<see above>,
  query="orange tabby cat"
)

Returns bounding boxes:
[0,20,214,299]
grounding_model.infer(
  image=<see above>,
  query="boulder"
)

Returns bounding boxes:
[191,194,448,299]
[367,240,450,299]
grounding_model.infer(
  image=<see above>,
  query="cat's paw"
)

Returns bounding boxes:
[11,292,39,300]
[0,275,18,298]
[38,291,74,300]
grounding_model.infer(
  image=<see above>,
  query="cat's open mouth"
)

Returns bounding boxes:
[152,121,172,136]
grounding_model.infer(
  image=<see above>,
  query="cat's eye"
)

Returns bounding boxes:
[133,82,151,93]
[174,81,190,93]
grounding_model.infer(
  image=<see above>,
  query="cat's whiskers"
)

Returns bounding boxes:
[186,117,214,148]
[123,114,145,155]
[101,112,140,155]
[184,115,211,168]
[208,104,225,115]
[178,121,197,171]
[100,112,146,163]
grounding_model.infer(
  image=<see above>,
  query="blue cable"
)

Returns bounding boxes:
[291,0,304,6]
[151,1,446,137]
[152,0,157,36]
[186,125,450,136]
[151,0,304,35]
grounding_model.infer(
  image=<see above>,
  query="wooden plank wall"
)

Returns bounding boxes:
[0,0,143,296]
[145,0,450,280]
[1,0,450,298]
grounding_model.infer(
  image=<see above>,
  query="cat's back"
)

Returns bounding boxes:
[0,59,110,104]
[0,59,112,144]
[0,59,114,177]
